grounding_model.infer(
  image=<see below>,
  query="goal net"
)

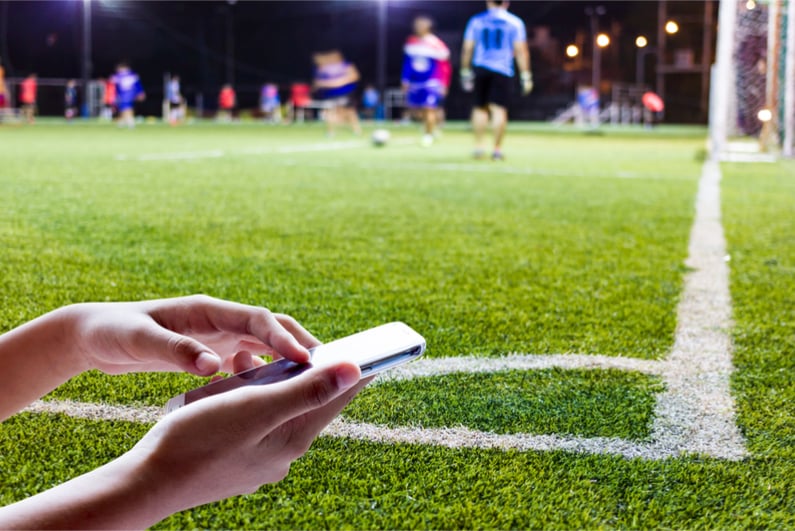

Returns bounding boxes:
[710,0,795,159]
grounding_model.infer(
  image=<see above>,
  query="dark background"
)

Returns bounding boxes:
[0,1,714,122]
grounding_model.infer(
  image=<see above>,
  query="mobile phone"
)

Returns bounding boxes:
[165,322,426,413]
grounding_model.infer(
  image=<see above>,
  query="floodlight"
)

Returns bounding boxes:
[566,44,579,58]
[665,21,679,35]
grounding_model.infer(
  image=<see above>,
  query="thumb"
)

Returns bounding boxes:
[249,362,361,432]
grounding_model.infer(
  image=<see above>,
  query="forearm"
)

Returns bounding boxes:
[516,44,531,75]
[0,306,87,420]
[0,449,176,530]
[461,41,474,70]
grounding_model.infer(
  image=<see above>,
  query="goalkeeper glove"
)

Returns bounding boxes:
[520,71,533,95]
[460,68,475,92]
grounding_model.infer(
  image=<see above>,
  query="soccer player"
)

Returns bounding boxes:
[19,74,37,125]
[112,63,145,128]
[260,83,281,123]
[461,0,533,160]
[64,79,78,121]
[0,58,8,120]
[166,75,184,125]
[218,84,236,122]
[312,50,362,136]
[402,15,451,147]
[101,77,116,121]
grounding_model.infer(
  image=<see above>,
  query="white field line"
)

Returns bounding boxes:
[22,161,747,461]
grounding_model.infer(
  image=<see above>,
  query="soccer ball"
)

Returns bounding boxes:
[371,129,391,147]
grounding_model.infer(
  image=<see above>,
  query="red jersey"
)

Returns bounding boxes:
[219,87,236,110]
[20,77,37,104]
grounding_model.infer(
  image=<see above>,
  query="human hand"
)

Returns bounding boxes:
[460,68,474,92]
[67,295,318,377]
[521,71,533,95]
[130,360,368,517]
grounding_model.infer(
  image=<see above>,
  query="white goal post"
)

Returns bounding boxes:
[710,0,795,159]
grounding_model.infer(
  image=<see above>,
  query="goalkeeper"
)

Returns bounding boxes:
[460,0,532,160]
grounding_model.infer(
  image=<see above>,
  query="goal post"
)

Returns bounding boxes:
[709,0,795,159]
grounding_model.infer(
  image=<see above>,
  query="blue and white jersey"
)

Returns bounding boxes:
[112,69,143,106]
[401,34,451,93]
[463,7,527,77]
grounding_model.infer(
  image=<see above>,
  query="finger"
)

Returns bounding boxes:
[240,361,361,434]
[259,375,373,459]
[232,351,257,374]
[137,321,221,376]
[183,297,312,364]
[274,314,321,349]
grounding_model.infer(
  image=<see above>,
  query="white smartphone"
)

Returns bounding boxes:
[164,322,426,413]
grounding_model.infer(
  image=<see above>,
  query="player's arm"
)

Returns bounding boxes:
[460,39,476,92]
[514,39,533,95]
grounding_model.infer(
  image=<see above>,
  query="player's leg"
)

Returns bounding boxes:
[487,72,513,160]
[471,69,492,158]
[489,104,508,159]
[346,104,361,135]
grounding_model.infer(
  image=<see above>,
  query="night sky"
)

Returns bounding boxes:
[0,1,712,121]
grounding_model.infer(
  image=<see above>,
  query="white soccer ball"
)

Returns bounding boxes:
[371,129,391,147]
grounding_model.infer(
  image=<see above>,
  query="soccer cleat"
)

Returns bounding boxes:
[472,148,486,160]
[492,150,505,161]
[421,134,434,147]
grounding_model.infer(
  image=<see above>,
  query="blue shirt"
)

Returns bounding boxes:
[463,7,527,77]
[112,69,143,106]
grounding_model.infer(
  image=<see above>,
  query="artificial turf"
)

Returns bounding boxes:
[0,122,793,528]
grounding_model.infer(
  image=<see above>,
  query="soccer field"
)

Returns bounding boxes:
[0,122,793,528]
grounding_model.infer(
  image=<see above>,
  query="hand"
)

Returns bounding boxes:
[67,295,318,377]
[460,68,474,92]
[0,359,371,529]
[132,360,368,516]
[521,71,533,95]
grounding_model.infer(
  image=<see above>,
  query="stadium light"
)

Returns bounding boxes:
[566,44,579,58]
[81,0,92,117]
[596,33,610,48]
[376,0,388,102]
[665,20,679,35]
[746,0,756,10]
[635,35,648,48]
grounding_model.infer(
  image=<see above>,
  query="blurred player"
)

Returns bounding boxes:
[312,50,361,136]
[218,84,236,122]
[19,74,37,125]
[260,83,281,123]
[101,77,116,121]
[166,75,184,125]
[361,84,379,120]
[461,0,532,160]
[64,79,78,121]
[401,15,451,147]
[0,58,8,120]
[112,63,145,128]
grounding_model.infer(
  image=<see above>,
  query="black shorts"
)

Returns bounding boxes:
[473,67,513,109]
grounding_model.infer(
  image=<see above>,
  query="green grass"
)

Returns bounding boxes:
[1,122,794,528]
[345,369,663,440]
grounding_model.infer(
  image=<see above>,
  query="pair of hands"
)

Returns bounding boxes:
[459,68,533,95]
[56,296,369,523]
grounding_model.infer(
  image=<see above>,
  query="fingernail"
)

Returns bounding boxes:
[335,366,360,390]
[195,352,220,373]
